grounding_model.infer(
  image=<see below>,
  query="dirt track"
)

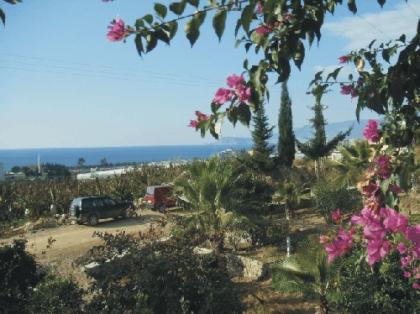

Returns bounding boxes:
[0,210,167,286]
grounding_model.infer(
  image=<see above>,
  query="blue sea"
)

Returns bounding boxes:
[0,144,252,170]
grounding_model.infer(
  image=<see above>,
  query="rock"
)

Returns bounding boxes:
[224,230,253,251]
[225,253,267,281]
[193,247,214,255]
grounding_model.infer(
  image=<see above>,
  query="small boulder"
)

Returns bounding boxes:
[224,230,253,251]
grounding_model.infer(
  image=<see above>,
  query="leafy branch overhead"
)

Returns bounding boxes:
[105,0,398,138]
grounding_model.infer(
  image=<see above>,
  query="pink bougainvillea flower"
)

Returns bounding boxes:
[331,208,342,224]
[401,256,411,268]
[389,184,403,195]
[188,120,198,128]
[376,155,392,179]
[380,207,408,234]
[413,283,420,289]
[255,25,272,35]
[226,74,244,89]
[195,111,209,121]
[397,242,407,254]
[340,85,358,98]
[238,86,251,102]
[363,119,381,143]
[367,239,391,265]
[340,85,353,95]
[339,55,350,64]
[405,225,420,245]
[361,182,380,197]
[324,227,354,263]
[404,271,411,278]
[107,18,128,42]
[213,88,234,105]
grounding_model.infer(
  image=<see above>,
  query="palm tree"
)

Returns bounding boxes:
[272,251,333,314]
[273,181,308,220]
[334,140,372,186]
[174,158,243,252]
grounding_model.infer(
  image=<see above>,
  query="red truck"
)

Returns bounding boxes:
[143,185,176,212]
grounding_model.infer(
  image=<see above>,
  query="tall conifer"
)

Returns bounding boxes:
[278,82,295,167]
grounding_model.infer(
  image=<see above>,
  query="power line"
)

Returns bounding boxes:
[0,52,223,85]
[0,65,220,88]
[355,13,393,41]
[0,58,220,86]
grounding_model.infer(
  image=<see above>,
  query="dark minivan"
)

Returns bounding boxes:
[69,196,133,226]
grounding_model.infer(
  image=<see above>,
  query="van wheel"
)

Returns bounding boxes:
[88,214,98,226]
[122,208,130,219]
[158,205,166,213]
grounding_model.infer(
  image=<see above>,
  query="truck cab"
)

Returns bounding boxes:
[143,185,175,211]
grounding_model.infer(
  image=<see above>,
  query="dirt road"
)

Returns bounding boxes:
[0,210,167,286]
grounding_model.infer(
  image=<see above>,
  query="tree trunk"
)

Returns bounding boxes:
[319,294,330,314]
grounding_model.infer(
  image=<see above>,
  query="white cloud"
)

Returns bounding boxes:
[325,1,420,50]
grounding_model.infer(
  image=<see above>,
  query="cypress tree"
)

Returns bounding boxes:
[278,82,296,167]
[296,85,351,176]
[251,103,274,168]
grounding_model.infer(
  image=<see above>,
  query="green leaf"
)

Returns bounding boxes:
[155,29,170,45]
[326,67,343,81]
[347,0,357,14]
[0,9,5,26]
[185,14,203,46]
[293,40,305,70]
[135,34,144,56]
[146,33,158,52]
[143,14,153,25]
[169,1,186,15]
[237,103,251,126]
[135,18,145,30]
[3,0,21,4]
[166,21,178,39]
[154,3,167,19]
[241,4,255,33]
[213,9,227,41]
[186,0,199,7]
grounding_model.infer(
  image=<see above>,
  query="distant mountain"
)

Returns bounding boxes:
[291,119,368,142]
[214,120,368,145]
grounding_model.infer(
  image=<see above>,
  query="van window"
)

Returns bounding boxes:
[92,199,104,207]
[82,199,94,208]
[103,198,116,206]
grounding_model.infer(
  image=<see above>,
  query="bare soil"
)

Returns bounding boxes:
[0,209,167,288]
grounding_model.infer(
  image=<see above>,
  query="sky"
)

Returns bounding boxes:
[0,0,419,149]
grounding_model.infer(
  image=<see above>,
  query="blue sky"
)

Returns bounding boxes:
[0,0,419,149]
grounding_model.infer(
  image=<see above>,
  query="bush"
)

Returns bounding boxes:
[82,232,242,314]
[312,181,362,223]
[0,240,42,313]
[330,247,420,313]
[27,276,84,314]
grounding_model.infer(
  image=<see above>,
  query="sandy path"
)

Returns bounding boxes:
[0,210,167,286]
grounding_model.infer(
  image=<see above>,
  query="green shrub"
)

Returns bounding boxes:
[0,240,42,313]
[312,181,362,223]
[331,247,420,313]
[82,232,242,314]
[27,276,84,314]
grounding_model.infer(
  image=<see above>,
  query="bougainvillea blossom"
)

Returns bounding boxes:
[213,88,234,105]
[363,119,381,143]
[338,55,350,64]
[107,18,128,41]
